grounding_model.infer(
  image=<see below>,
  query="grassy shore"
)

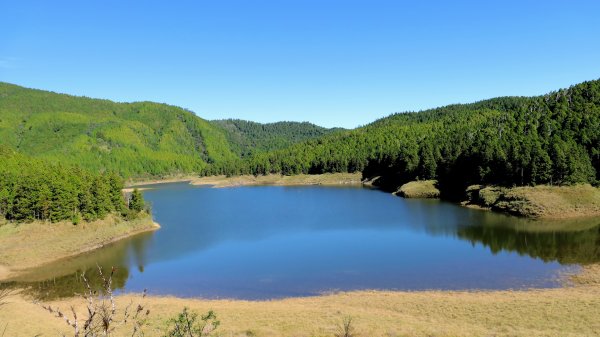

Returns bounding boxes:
[465,184,600,219]
[393,180,600,219]
[1,264,598,337]
[396,180,440,198]
[0,213,158,280]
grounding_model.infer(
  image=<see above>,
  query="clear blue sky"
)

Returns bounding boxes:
[1,0,599,128]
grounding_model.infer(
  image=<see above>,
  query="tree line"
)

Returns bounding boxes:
[0,146,145,223]
[212,119,344,158]
[201,79,600,196]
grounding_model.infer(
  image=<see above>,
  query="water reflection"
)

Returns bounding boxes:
[457,218,600,264]
[3,184,599,299]
[4,231,153,300]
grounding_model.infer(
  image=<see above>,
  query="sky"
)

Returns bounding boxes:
[1,0,599,128]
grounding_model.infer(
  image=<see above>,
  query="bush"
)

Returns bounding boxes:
[164,307,220,337]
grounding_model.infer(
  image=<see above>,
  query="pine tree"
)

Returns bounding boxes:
[129,189,145,213]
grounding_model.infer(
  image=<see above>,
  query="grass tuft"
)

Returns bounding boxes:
[396,180,440,199]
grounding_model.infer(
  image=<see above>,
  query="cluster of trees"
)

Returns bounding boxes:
[212,119,343,157]
[0,146,144,223]
[0,82,237,178]
[202,80,600,196]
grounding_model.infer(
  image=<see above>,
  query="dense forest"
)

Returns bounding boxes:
[0,146,144,223]
[0,83,345,178]
[202,79,600,197]
[0,82,236,177]
[212,119,343,157]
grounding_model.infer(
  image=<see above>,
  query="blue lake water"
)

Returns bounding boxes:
[8,183,599,299]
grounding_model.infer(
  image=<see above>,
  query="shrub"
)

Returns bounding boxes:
[163,307,220,337]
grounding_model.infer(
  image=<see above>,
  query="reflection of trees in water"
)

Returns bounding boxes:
[4,231,153,300]
[457,223,600,265]
[19,265,130,300]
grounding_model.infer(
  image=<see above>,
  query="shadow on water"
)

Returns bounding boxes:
[3,184,599,299]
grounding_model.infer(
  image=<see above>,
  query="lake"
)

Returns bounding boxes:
[8,183,600,300]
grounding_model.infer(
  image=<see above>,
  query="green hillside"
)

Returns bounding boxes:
[205,79,600,196]
[0,82,236,177]
[212,119,344,157]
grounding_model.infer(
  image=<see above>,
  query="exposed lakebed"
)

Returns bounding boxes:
[6,183,600,300]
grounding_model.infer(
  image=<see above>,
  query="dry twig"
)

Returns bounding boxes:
[39,265,149,337]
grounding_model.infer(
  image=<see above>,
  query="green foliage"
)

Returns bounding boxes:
[213,119,343,157]
[203,79,600,195]
[0,82,237,178]
[0,147,128,223]
[128,189,145,213]
[164,308,220,337]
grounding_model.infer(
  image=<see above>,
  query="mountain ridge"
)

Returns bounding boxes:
[203,79,600,196]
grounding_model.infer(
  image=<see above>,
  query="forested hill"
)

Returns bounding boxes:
[204,79,600,197]
[212,119,344,157]
[0,82,236,177]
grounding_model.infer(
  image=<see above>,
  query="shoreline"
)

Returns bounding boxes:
[2,264,598,336]
[0,215,159,281]
[393,180,600,220]
[461,184,600,220]
[125,174,600,219]
[126,172,365,189]
[190,172,364,188]
[125,175,198,187]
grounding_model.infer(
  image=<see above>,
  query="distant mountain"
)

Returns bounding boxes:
[0,82,236,177]
[212,119,344,157]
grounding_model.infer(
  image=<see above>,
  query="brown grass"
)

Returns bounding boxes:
[123,173,364,191]
[500,184,600,219]
[396,180,440,198]
[0,214,158,280]
[124,175,199,187]
[569,264,600,287]
[190,173,363,188]
[465,184,600,219]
